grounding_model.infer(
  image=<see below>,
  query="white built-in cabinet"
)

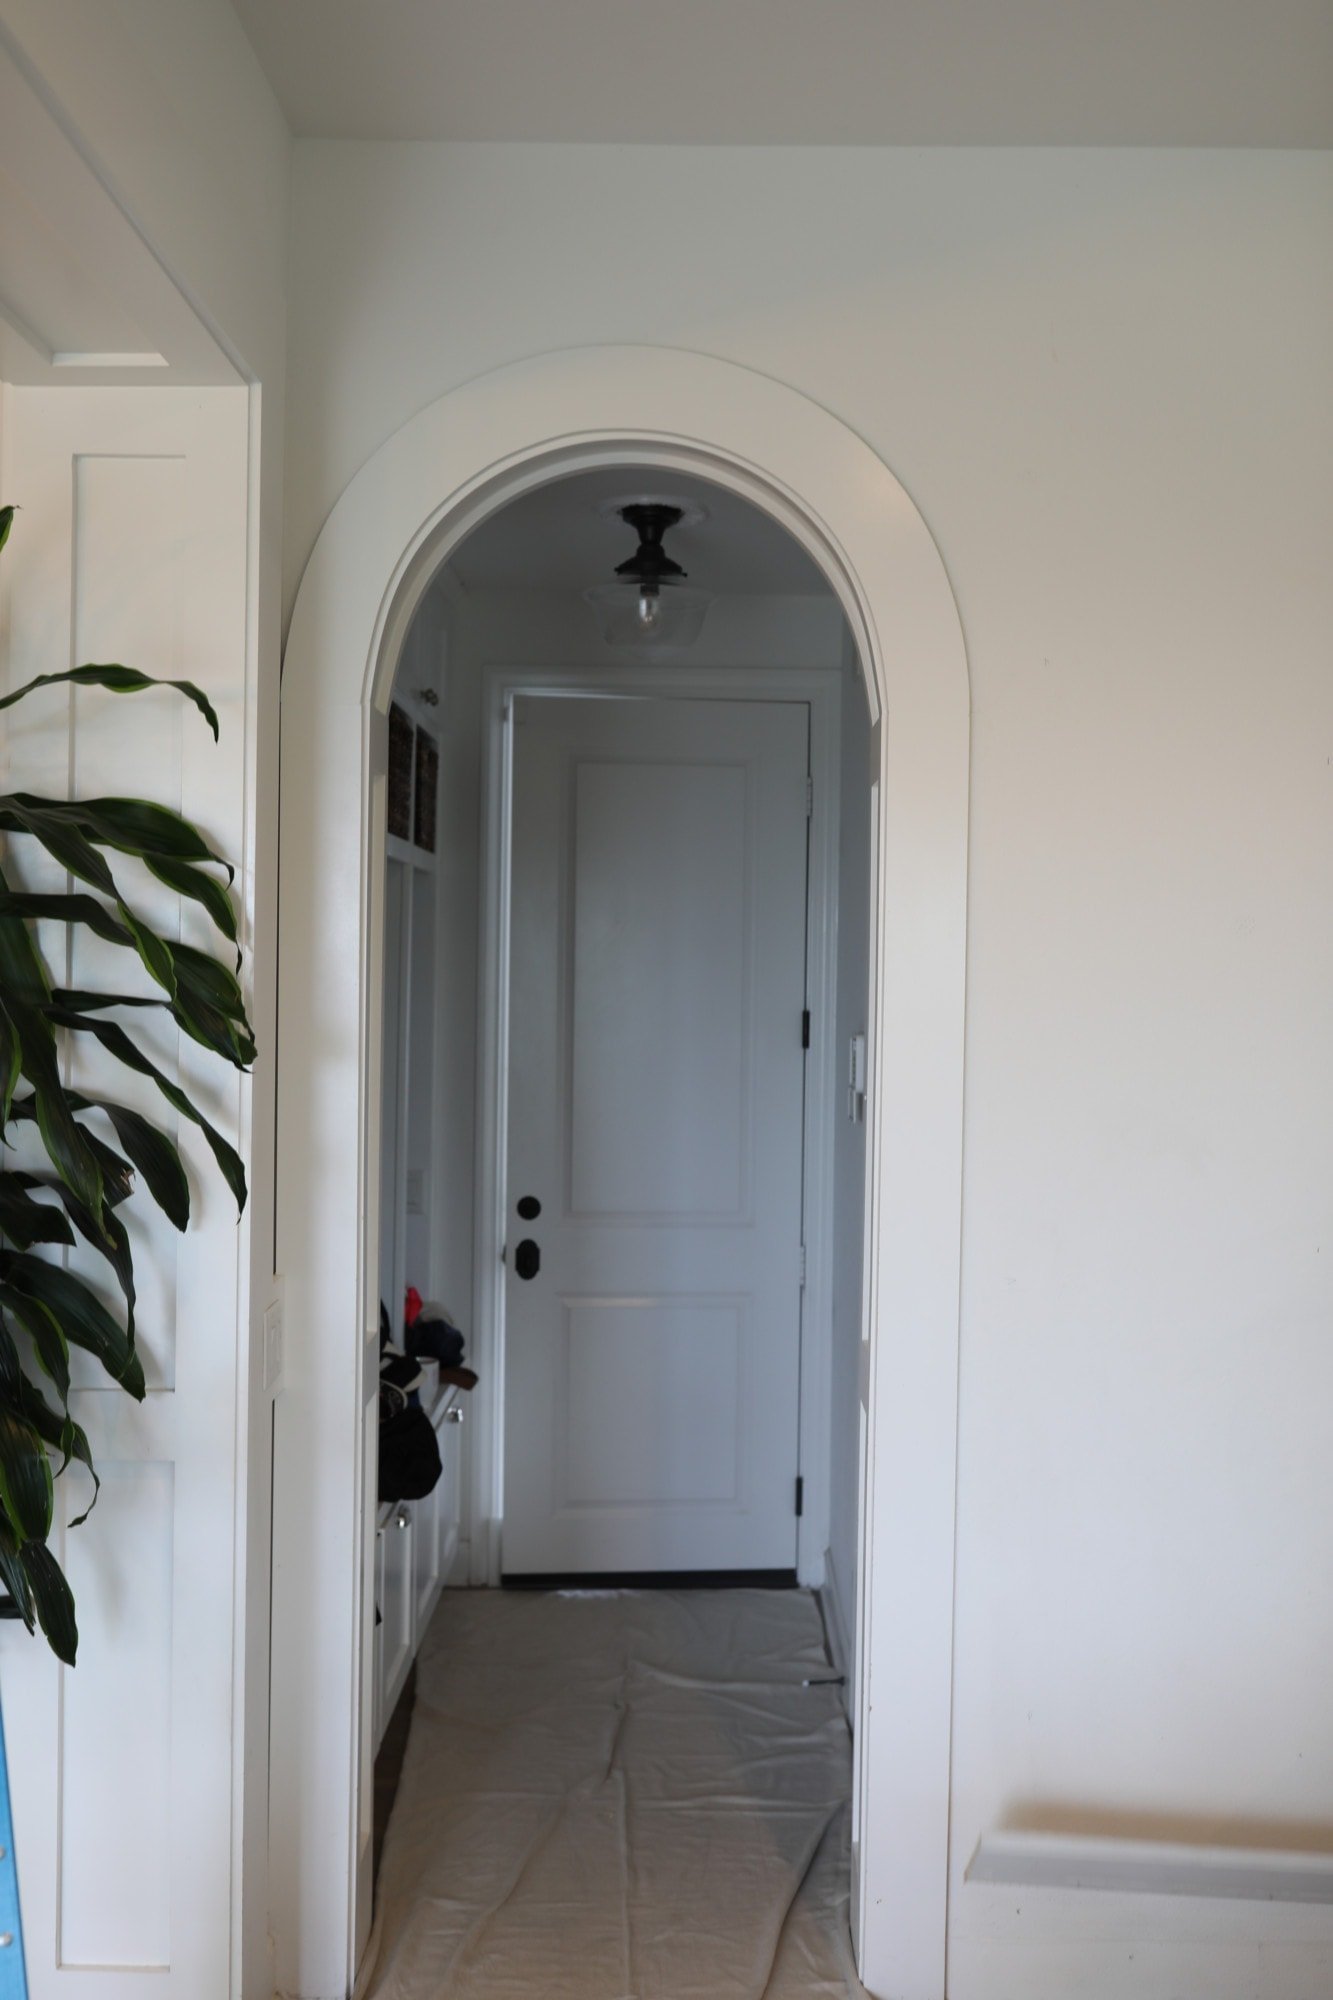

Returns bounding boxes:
[380,846,438,1334]
[377,652,453,1748]
[373,1382,465,1746]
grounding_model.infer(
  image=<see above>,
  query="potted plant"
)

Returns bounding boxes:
[0,501,253,1663]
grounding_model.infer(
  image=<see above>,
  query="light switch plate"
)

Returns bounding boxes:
[263,1293,285,1397]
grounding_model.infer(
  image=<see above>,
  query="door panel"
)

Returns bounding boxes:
[0,388,251,1998]
[568,759,750,1220]
[504,695,809,1575]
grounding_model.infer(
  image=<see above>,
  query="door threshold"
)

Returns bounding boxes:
[501,1569,799,1591]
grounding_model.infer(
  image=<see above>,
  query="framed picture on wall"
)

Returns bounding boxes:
[414,728,439,853]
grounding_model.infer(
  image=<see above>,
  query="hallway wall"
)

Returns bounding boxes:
[827,629,870,1676]
[286,141,1333,1997]
[393,572,852,1587]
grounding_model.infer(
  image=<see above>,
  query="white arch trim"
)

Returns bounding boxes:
[273,345,969,2000]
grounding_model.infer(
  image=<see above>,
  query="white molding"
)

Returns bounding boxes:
[469,665,842,1591]
[967,1831,1333,1906]
[274,344,969,2000]
[821,1539,854,1700]
[385,830,436,873]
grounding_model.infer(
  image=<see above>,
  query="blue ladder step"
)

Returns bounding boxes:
[0,1706,28,1999]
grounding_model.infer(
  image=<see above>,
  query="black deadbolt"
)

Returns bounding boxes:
[514,1238,541,1281]
[516,1195,542,1221]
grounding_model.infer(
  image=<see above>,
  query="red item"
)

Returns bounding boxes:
[404,1286,423,1327]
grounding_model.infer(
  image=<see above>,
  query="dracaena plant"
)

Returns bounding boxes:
[0,502,253,1664]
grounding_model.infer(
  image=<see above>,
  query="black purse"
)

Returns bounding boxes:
[377,1383,443,1502]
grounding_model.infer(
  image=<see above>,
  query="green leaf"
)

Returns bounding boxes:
[0,1007,19,1126]
[52,984,254,1071]
[0,798,120,898]
[14,799,242,956]
[0,1519,35,1633]
[29,796,231,876]
[0,830,180,1006]
[0,1404,54,1541]
[0,889,132,949]
[0,1255,144,1398]
[0,864,53,1006]
[1,1000,106,1224]
[78,1125,136,1207]
[0,1320,21,1398]
[0,505,13,555]
[0,893,234,1017]
[1,1281,73,1406]
[20,1538,77,1664]
[7,1093,181,1224]
[7,1171,137,1339]
[97,1103,190,1230]
[0,1172,76,1251]
[117,909,176,997]
[0,663,218,739]
[51,989,163,1013]
[17,1371,99,1514]
[171,944,248,1019]
[50,1184,135,1337]
[47,1010,246,1213]
[144,854,239,953]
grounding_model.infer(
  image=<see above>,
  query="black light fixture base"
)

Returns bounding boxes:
[614,502,689,588]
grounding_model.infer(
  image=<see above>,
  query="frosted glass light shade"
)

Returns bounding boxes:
[584,582,711,649]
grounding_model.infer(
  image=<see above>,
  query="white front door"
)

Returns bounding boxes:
[503,694,810,1576]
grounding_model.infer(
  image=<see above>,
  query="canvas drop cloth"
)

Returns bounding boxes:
[359,1587,868,2000]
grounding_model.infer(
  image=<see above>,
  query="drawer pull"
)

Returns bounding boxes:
[395,1507,411,1530]
[444,1405,465,1425]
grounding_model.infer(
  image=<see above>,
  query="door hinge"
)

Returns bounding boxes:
[805,773,814,817]
[801,1007,811,1050]
[795,1475,805,1518]
[798,1243,807,1288]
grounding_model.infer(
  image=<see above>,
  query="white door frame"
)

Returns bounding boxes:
[273,345,969,2000]
[471,667,843,1592]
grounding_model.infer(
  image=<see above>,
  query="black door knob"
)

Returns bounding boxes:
[516,1194,542,1220]
[514,1238,541,1281]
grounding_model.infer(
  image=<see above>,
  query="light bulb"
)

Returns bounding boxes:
[637,587,662,631]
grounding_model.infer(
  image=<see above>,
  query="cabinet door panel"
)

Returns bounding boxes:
[378,1508,415,1734]
[412,1468,443,1633]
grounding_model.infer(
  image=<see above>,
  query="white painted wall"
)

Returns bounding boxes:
[287,143,1333,1994]
[0,16,289,1996]
[826,631,871,1675]
[0,0,288,387]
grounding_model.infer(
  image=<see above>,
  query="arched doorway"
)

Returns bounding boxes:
[272,346,969,2000]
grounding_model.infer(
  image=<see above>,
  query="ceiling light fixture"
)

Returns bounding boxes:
[584,501,711,649]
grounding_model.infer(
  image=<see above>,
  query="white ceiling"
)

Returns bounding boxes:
[448,467,831,598]
[230,0,1333,147]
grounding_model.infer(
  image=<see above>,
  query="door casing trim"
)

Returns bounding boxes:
[273,344,970,2000]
